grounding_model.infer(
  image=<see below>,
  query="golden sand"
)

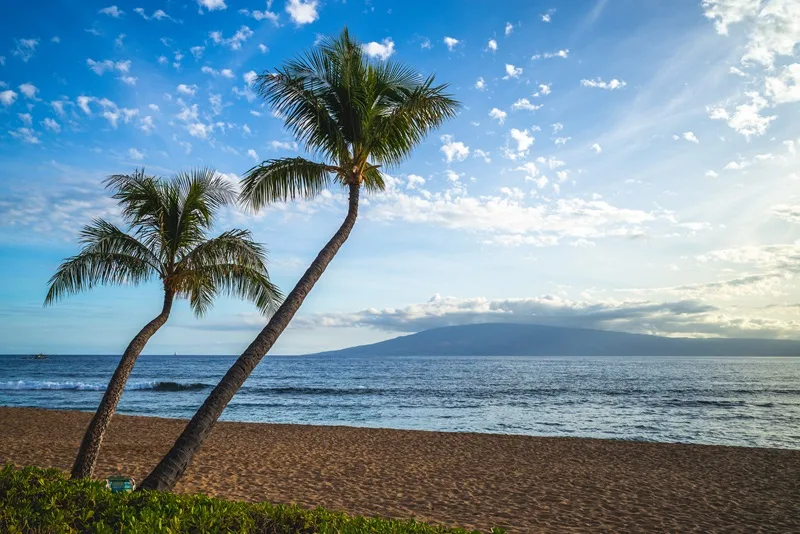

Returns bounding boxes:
[1,407,798,533]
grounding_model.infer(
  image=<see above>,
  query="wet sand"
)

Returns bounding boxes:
[1,407,798,533]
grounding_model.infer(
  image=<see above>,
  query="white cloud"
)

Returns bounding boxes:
[139,115,155,134]
[406,174,426,189]
[512,98,543,112]
[290,292,797,339]
[705,170,719,177]
[259,44,269,53]
[244,70,258,86]
[177,84,198,96]
[127,148,144,160]
[504,64,522,79]
[541,9,555,22]
[531,49,569,60]
[209,93,223,115]
[580,78,627,90]
[474,77,487,91]
[13,38,39,62]
[99,6,123,17]
[533,83,551,97]
[87,59,130,76]
[190,46,205,59]
[473,149,491,163]
[488,107,507,124]
[708,91,776,138]
[209,26,254,50]
[188,122,212,139]
[9,127,40,144]
[270,140,297,150]
[364,184,676,250]
[772,204,800,224]
[240,7,280,25]
[505,22,514,35]
[202,66,235,78]
[18,113,31,125]
[591,143,603,154]
[76,96,92,114]
[444,37,460,51]
[683,131,699,143]
[198,0,227,12]
[440,134,470,163]
[537,156,566,170]
[554,137,570,146]
[509,128,534,153]
[119,76,137,86]
[702,0,758,35]
[18,83,38,100]
[765,63,800,104]
[42,118,60,132]
[135,8,172,20]
[724,160,748,171]
[0,90,18,106]
[704,0,800,68]
[247,148,259,162]
[487,39,497,52]
[285,0,318,25]
[362,38,395,60]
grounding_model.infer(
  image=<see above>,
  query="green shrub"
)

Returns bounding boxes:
[0,465,505,534]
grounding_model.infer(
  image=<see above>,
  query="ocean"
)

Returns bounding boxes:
[1,354,798,449]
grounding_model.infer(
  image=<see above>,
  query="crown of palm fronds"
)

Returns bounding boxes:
[45,169,282,316]
[240,28,461,209]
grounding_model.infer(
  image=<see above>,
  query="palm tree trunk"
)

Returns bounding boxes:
[138,183,361,491]
[70,290,175,479]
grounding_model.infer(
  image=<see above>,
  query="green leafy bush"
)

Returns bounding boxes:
[0,465,505,534]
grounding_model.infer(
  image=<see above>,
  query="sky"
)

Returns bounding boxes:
[0,0,798,355]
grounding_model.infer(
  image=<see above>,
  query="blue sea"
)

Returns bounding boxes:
[1,355,798,449]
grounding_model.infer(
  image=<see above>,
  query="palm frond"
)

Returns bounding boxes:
[240,157,333,209]
[174,229,283,316]
[184,264,282,317]
[44,219,158,305]
[255,28,460,181]
[367,73,461,167]
[361,164,386,193]
[168,168,237,258]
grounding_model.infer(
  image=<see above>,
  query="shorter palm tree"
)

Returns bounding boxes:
[45,169,281,480]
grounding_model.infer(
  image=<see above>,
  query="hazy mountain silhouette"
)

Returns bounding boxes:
[308,323,800,357]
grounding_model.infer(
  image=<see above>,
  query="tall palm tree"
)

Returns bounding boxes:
[46,169,282,480]
[139,28,459,491]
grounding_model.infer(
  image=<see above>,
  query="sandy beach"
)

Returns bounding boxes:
[1,407,798,533]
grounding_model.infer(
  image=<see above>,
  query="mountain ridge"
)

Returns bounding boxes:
[307,323,800,357]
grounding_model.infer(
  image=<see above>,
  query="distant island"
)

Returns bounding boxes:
[308,323,800,357]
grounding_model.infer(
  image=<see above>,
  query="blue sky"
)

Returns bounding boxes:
[0,0,798,355]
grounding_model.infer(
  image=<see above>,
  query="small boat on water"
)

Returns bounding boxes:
[30,353,48,360]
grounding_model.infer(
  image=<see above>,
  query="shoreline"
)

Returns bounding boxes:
[6,403,799,452]
[2,406,798,532]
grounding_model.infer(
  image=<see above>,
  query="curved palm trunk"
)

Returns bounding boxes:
[71,290,175,479]
[139,183,361,491]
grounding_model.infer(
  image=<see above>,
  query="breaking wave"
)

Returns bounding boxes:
[0,380,209,392]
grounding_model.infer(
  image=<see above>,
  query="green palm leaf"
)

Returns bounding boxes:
[242,27,461,209]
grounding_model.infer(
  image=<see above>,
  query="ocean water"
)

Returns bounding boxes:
[1,354,798,449]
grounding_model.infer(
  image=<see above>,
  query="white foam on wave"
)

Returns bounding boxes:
[0,380,159,391]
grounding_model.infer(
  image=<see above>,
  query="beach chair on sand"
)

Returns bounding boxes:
[105,475,136,493]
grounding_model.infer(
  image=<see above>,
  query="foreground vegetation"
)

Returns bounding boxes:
[0,466,504,534]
